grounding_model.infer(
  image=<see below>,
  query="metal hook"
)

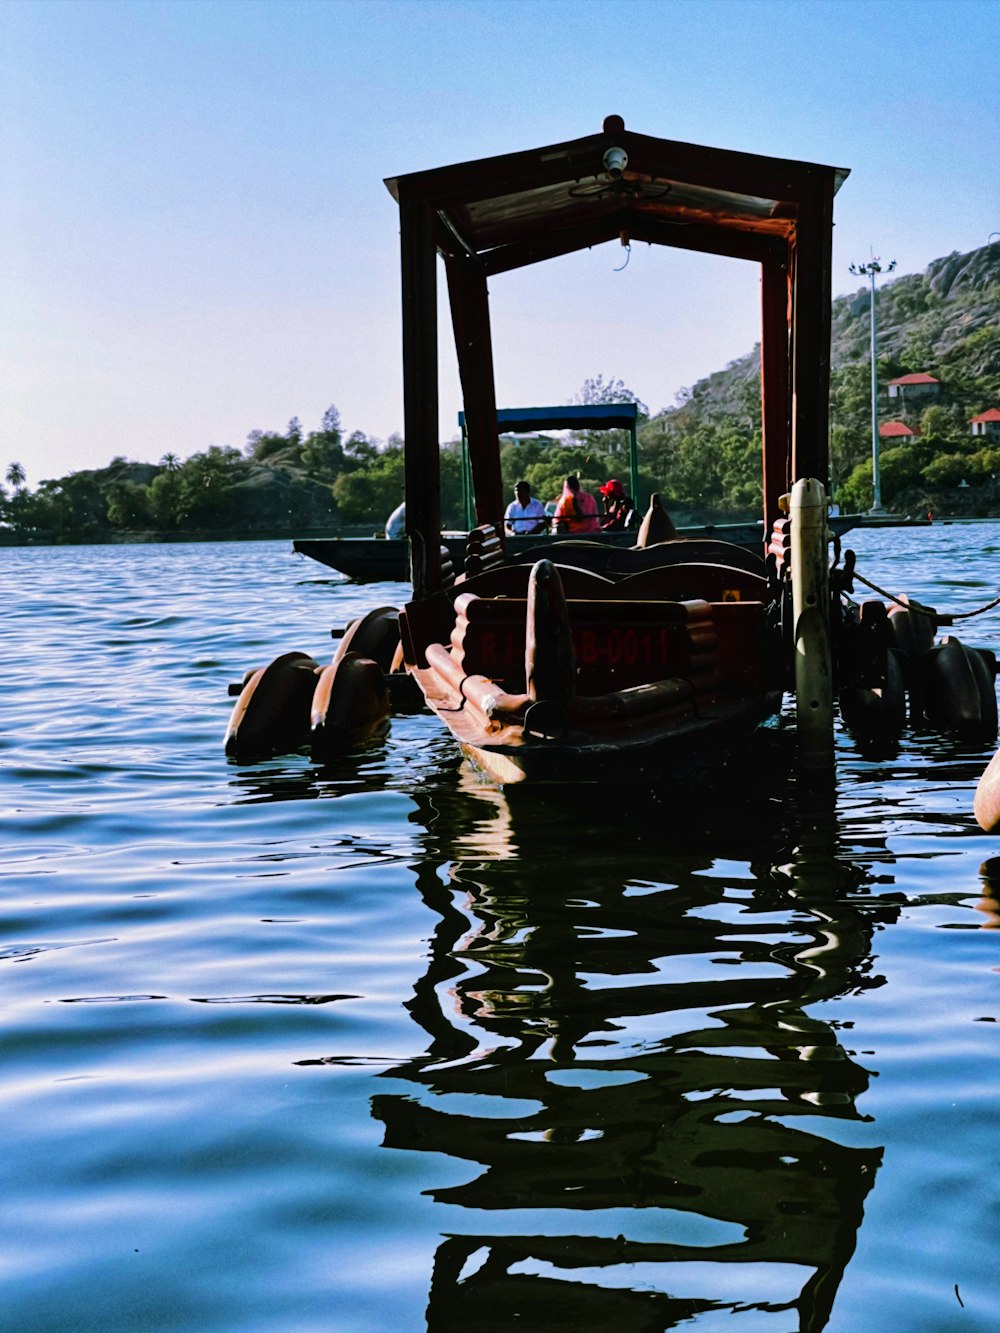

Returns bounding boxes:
[614,244,631,272]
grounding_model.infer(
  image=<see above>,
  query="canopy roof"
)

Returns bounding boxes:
[386,115,847,272]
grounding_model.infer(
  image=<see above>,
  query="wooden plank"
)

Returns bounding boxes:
[789,180,835,487]
[444,254,504,531]
[482,217,620,275]
[399,190,441,596]
[627,214,786,264]
[761,252,792,532]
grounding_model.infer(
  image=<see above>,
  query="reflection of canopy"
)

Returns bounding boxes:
[364,779,892,1328]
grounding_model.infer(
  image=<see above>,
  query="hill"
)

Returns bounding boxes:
[639,242,1000,520]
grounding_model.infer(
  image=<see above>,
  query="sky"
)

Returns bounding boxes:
[3,0,999,484]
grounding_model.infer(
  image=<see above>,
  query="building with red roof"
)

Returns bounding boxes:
[970,408,1000,441]
[879,420,920,441]
[887,372,941,402]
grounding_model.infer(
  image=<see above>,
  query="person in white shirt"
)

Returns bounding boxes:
[503,480,547,535]
[385,497,405,538]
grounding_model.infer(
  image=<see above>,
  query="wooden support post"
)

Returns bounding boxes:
[790,181,835,488]
[761,254,791,535]
[445,254,504,532]
[399,192,441,597]
[791,477,834,770]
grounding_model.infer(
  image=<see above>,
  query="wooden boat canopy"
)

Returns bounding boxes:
[232,123,1000,793]
[386,116,848,597]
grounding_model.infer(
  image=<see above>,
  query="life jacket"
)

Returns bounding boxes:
[555,487,601,533]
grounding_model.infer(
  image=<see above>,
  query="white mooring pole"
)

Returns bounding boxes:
[791,477,834,770]
[848,255,896,516]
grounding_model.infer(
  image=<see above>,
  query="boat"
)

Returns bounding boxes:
[292,521,781,584]
[378,114,850,783]
[294,527,626,583]
[292,398,860,583]
[294,514,861,583]
[294,402,642,583]
[226,115,998,786]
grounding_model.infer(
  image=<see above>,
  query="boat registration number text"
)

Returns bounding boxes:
[471,625,691,673]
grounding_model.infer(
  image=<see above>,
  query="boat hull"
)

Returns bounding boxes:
[293,518,859,582]
[293,531,633,582]
[454,695,782,786]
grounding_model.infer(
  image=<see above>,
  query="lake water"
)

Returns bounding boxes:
[4,526,1000,1332]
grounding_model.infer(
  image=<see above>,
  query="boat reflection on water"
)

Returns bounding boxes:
[372,773,897,1331]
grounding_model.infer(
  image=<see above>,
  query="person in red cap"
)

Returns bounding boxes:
[599,478,636,531]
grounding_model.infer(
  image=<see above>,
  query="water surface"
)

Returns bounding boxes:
[3,528,1000,1330]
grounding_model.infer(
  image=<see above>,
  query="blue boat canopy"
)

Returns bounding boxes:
[457,403,641,526]
[458,403,639,434]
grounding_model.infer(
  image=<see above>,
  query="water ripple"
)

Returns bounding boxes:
[4,536,1000,1329]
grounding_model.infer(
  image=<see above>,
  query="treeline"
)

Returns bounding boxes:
[3,244,999,543]
[0,379,662,544]
[1,409,408,543]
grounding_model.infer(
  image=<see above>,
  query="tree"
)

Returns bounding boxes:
[245,430,290,463]
[576,375,648,416]
[333,448,404,523]
[572,375,648,465]
[176,446,247,528]
[321,404,342,435]
[922,453,972,488]
[148,469,183,529]
[836,460,874,513]
[343,430,378,469]
[919,404,960,440]
[106,481,152,530]
[301,407,345,479]
[5,462,26,491]
[439,442,465,527]
[829,363,875,481]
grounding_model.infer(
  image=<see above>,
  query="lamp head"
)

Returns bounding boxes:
[603,146,628,180]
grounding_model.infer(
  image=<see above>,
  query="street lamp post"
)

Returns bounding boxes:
[849,256,896,514]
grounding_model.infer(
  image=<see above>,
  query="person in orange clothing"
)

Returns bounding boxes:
[553,475,601,533]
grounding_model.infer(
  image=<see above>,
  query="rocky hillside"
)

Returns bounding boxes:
[639,242,1000,517]
[831,243,1000,369]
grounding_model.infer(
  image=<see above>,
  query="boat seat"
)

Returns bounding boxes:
[618,539,767,576]
[505,539,620,574]
[614,563,767,602]
[463,523,505,578]
[439,544,456,588]
[506,536,767,578]
[456,560,766,605]
[398,591,456,669]
[450,593,723,693]
[454,562,616,600]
